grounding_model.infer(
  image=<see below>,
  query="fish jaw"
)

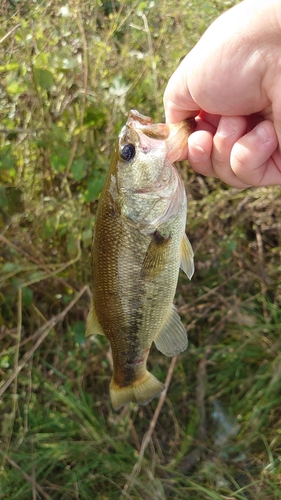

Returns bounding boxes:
[127,109,153,127]
[117,111,195,195]
[125,109,195,163]
[112,110,191,236]
[115,112,195,229]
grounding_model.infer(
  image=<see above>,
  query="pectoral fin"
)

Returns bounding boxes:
[85,304,105,337]
[154,305,187,356]
[180,233,194,280]
[141,230,171,280]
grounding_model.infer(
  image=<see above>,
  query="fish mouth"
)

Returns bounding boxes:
[127,109,195,139]
[127,109,153,127]
[127,109,170,140]
[121,109,195,162]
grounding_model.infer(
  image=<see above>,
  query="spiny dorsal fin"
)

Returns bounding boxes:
[85,304,105,337]
[180,233,194,280]
[154,305,187,356]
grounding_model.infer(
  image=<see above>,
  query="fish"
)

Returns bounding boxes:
[86,109,195,410]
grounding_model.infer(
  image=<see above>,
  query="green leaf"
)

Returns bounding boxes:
[60,57,79,70]
[84,175,105,202]
[109,76,130,97]
[62,294,73,304]
[22,286,33,307]
[67,233,77,256]
[81,227,93,248]
[0,156,14,170]
[72,321,86,346]
[0,62,20,72]
[5,80,26,96]
[0,146,14,171]
[39,217,58,239]
[0,355,11,369]
[0,188,9,209]
[70,159,87,181]
[34,52,50,67]
[83,107,107,128]
[50,149,70,173]
[26,271,45,283]
[33,67,54,90]
[1,262,22,273]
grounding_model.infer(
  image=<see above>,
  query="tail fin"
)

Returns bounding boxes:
[110,371,165,411]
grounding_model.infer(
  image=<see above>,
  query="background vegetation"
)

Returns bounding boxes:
[1,0,281,498]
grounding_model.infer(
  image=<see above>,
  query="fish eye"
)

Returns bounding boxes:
[120,143,136,162]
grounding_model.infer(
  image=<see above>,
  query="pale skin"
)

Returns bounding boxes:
[164,0,281,188]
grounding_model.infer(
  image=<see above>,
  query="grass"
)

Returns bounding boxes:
[1,0,281,499]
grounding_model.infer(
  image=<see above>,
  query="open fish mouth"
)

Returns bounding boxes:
[127,109,195,139]
[121,109,195,161]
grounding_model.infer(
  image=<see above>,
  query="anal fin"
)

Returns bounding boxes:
[154,305,187,356]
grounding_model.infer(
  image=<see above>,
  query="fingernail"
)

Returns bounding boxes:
[217,118,237,137]
[188,142,206,163]
[255,123,270,143]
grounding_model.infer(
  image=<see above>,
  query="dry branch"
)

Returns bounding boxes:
[0,286,90,398]
[122,355,177,496]
[0,452,52,500]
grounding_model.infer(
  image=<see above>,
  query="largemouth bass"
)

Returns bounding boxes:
[86,110,195,410]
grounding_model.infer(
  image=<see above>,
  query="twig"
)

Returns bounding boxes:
[128,418,141,453]
[14,287,22,397]
[255,224,269,322]
[0,128,44,134]
[177,270,243,314]
[0,24,20,45]
[62,9,88,184]
[196,353,209,442]
[31,438,36,500]
[0,234,78,292]
[141,14,159,121]
[0,286,91,360]
[0,452,52,500]
[1,288,23,469]
[0,286,89,398]
[122,356,177,496]
[178,350,210,475]
[21,240,82,289]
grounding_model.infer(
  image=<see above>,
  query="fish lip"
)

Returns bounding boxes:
[127,109,153,127]
[120,112,196,156]
[126,110,196,139]
[119,121,168,156]
[119,111,196,157]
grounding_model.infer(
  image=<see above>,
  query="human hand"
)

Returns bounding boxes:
[164,0,281,188]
